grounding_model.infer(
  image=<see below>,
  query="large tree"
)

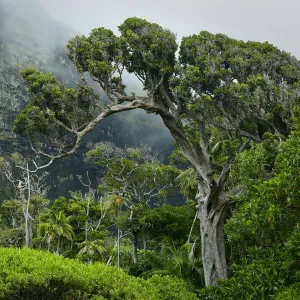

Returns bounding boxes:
[14,18,300,285]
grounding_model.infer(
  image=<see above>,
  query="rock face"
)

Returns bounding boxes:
[0,0,74,141]
[0,0,174,199]
[0,0,96,198]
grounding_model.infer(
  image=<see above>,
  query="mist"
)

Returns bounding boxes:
[0,0,74,52]
[0,0,173,150]
[0,0,174,199]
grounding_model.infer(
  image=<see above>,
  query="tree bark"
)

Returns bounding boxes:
[19,184,33,248]
[25,163,33,248]
[160,115,230,286]
[117,228,121,268]
[132,233,138,264]
[47,234,51,252]
[142,234,147,254]
[197,189,228,286]
[25,217,33,249]
[56,236,60,253]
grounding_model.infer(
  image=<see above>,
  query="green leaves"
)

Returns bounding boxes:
[0,247,200,299]
[40,210,73,243]
[175,168,197,199]
[175,31,300,140]
[223,119,300,296]
[119,18,177,77]
[0,247,155,299]
[14,68,98,139]
[86,143,179,204]
[65,18,177,92]
[198,247,289,300]
[67,28,121,86]
[13,105,53,136]
[147,274,198,300]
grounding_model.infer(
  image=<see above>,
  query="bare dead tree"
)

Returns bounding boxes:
[0,154,48,248]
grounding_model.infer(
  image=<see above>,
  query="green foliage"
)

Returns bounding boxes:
[13,68,98,139]
[284,224,300,282]
[158,240,204,290]
[67,28,122,86]
[119,17,177,83]
[232,132,279,185]
[275,283,300,300]
[217,120,300,298]
[227,122,300,253]
[173,32,300,140]
[48,210,73,241]
[147,274,198,300]
[175,168,198,199]
[198,247,288,300]
[86,143,179,208]
[39,210,73,253]
[0,247,153,299]
[51,196,69,213]
[126,204,203,290]
[51,194,114,259]
[0,247,197,300]
[0,200,23,229]
[0,227,24,247]
[136,204,197,243]
[77,239,106,259]
[168,148,189,165]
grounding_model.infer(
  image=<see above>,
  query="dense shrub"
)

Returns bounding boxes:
[275,283,300,300]
[197,248,288,300]
[0,247,151,299]
[147,274,198,300]
[0,247,197,300]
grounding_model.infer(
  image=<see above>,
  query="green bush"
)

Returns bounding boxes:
[0,247,152,299]
[197,248,288,300]
[275,283,300,300]
[147,274,198,300]
[0,247,197,300]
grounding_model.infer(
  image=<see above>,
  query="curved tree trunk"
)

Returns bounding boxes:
[161,115,229,286]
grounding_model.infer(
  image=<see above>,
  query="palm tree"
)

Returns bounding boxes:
[175,168,198,200]
[77,239,106,263]
[159,238,204,290]
[40,210,73,253]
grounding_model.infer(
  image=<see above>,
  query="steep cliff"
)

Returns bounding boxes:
[0,0,74,141]
[0,0,173,199]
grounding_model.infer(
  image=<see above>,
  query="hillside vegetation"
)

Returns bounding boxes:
[0,247,197,300]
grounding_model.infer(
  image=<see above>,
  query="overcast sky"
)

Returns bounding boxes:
[39,0,300,57]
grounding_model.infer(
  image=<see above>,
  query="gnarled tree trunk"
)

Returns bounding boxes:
[161,116,230,286]
[197,192,228,286]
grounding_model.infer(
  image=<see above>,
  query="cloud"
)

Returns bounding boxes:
[0,0,173,153]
